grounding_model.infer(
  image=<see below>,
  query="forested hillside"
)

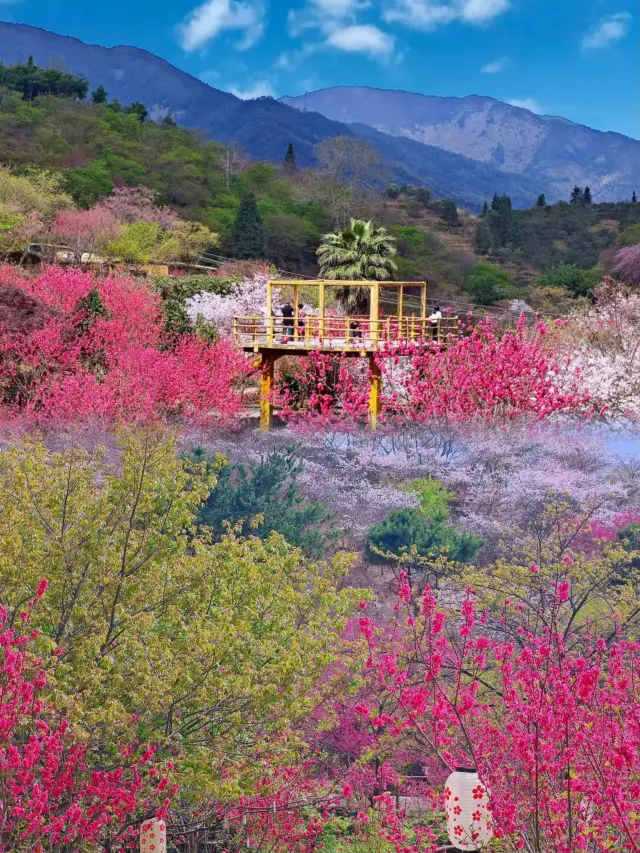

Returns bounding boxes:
[1,59,639,309]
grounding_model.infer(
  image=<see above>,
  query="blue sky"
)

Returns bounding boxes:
[2,0,638,138]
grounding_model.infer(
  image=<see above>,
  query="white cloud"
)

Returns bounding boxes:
[481,55,508,73]
[288,0,369,37]
[582,12,631,50]
[461,0,508,23]
[507,97,543,114]
[327,24,395,57]
[178,0,265,51]
[383,0,509,30]
[228,80,275,98]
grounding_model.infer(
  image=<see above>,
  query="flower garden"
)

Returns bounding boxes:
[1,256,640,853]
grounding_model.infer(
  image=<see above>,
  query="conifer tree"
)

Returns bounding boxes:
[231,194,265,259]
[536,193,546,207]
[91,84,108,104]
[440,198,459,226]
[570,186,584,204]
[283,142,297,175]
[633,191,637,203]
[481,200,489,217]
[583,186,592,204]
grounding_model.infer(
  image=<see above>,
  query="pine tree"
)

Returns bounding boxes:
[481,201,489,217]
[491,193,501,211]
[633,191,637,203]
[536,193,546,207]
[91,85,108,104]
[124,101,148,122]
[161,115,177,127]
[570,186,584,204]
[475,222,492,253]
[231,194,265,259]
[583,186,592,204]
[109,98,122,113]
[440,198,459,226]
[283,143,297,175]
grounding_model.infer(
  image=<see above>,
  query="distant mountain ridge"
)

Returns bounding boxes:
[281,87,639,203]
[1,24,632,209]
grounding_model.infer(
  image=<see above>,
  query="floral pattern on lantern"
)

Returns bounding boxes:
[444,768,493,851]
[140,817,167,853]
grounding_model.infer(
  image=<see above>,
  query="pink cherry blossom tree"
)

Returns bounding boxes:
[0,584,177,852]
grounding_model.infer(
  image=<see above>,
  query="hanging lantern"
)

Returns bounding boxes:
[140,817,167,853]
[444,768,493,851]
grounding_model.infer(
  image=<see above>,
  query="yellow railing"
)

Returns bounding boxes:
[233,315,460,350]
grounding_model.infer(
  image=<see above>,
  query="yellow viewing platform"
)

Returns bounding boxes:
[233,280,458,431]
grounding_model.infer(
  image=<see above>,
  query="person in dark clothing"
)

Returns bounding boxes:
[297,303,306,335]
[281,301,294,341]
[349,319,362,340]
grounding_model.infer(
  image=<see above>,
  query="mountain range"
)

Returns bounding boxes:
[0,22,637,210]
[282,87,639,205]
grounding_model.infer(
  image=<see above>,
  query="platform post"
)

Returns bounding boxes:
[368,354,381,430]
[259,353,275,432]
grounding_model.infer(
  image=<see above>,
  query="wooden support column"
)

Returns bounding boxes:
[368,353,381,430]
[266,280,274,345]
[318,282,326,342]
[370,283,380,347]
[259,353,275,432]
[293,283,300,341]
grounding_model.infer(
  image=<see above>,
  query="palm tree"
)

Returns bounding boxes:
[316,219,397,312]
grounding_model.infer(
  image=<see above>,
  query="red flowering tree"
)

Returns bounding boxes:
[356,578,640,852]
[50,207,121,256]
[0,583,177,852]
[277,317,601,429]
[0,265,249,426]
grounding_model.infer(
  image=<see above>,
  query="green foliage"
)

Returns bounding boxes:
[0,165,71,218]
[570,186,584,205]
[367,477,482,566]
[464,261,514,305]
[391,225,426,248]
[536,264,601,296]
[411,476,455,522]
[536,194,546,207]
[105,221,162,264]
[475,221,492,253]
[194,447,337,559]
[317,218,397,310]
[152,274,237,334]
[124,101,148,122]
[74,286,109,332]
[617,224,640,246]
[490,200,640,270]
[283,142,297,175]
[264,212,319,267]
[439,197,459,226]
[415,186,433,207]
[0,432,361,797]
[383,184,401,199]
[231,193,265,259]
[62,165,113,208]
[0,59,88,100]
[91,85,108,104]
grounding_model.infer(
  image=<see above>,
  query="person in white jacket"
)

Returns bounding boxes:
[427,305,442,340]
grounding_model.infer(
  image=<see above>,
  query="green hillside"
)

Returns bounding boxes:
[1,60,638,309]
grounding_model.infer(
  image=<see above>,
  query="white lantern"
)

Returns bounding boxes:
[140,817,167,853]
[444,768,493,851]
